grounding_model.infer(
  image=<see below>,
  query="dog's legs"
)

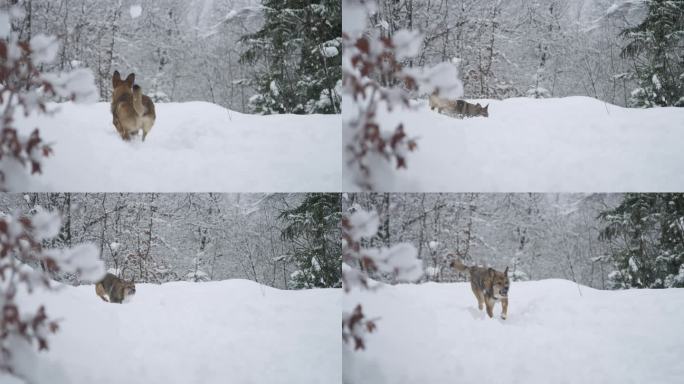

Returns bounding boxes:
[485,297,494,318]
[143,121,152,141]
[501,298,508,320]
[471,283,484,310]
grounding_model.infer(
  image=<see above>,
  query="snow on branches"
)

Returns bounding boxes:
[342,206,422,351]
[342,0,462,190]
[0,7,97,191]
[0,208,104,376]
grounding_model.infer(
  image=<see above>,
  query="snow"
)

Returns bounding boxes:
[29,34,59,65]
[392,30,422,60]
[8,279,340,384]
[44,243,105,282]
[11,102,340,192]
[30,209,62,240]
[129,5,142,19]
[40,69,99,103]
[344,279,684,383]
[343,96,684,191]
[323,46,339,58]
[0,12,9,38]
[366,243,422,282]
[347,209,380,241]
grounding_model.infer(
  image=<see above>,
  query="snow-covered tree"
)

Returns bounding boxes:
[278,193,341,289]
[343,0,463,190]
[239,0,341,114]
[599,193,684,288]
[342,205,423,350]
[619,0,684,107]
[0,6,97,191]
[0,208,104,378]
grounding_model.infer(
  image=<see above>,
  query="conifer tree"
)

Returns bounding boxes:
[599,194,684,288]
[239,1,341,114]
[619,0,684,107]
[278,193,342,288]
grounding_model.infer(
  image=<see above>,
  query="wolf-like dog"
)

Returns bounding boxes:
[111,71,156,141]
[450,258,509,319]
[95,273,136,303]
[429,93,489,118]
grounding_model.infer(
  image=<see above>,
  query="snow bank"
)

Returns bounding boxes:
[344,279,684,384]
[343,96,684,191]
[10,280,340,384]
[13,102,341,192]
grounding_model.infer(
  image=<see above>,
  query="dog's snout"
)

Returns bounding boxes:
[500,288,508,295]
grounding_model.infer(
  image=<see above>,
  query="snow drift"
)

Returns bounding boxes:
[9,280,340,384]
[344,279,684,384]
[343,96,684,191]
[12,102,341,192]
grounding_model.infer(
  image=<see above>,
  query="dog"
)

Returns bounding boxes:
[429,92,489,118]
[95,273,136,303]
[111,71,156,141]
[450,258,509,319]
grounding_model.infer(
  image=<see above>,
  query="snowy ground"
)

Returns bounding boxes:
[12,102,341,191]
[343,96,684,191]
[8,280,340,384]
[343,279,684,384]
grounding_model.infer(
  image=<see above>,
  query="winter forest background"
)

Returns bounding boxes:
[363,0,683,107]
[344,193,684,290]
[7,0,341,114]
[0,193,341,289]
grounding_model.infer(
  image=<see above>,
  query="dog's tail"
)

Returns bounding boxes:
[132,85,145,116]
[448,255,469,272]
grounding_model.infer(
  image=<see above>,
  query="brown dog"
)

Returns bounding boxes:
[450,258,509,319]
[95,273,136,303]
[429,92,489,118]
[111,71,156,141]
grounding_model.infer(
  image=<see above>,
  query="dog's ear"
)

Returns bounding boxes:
[504,266,509,275]
[488,267,494,277]
[484,104,489,111]
[125,73,135,87]
[112,71,121,87]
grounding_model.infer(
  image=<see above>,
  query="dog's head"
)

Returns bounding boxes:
[489,266,509,299]
[475,103,489,117]
[122,278,136,300]
[112,71,135,92]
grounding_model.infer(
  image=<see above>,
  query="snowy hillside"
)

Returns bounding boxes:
[13,102,341,192]
[9,280,340,384]
[343,97,684,191]
[344,280,684,384]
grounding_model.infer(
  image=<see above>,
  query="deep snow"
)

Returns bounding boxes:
[12,102,341,192]
[343,279,684,384]
[343,96,684,191]
[8,280,340,384]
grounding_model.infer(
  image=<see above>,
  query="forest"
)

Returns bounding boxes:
[344,193,684,289]
[7,0,341,113]
[0,193,341,289]
[366,0,683,107]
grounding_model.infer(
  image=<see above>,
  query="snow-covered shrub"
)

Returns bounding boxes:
[342,206,422,351]
[343,0,463,190]
[186,269,210,282]
[0,208,104,377]
[510,269,529,281]
[0,7,97,191]
[526,87,551,99]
